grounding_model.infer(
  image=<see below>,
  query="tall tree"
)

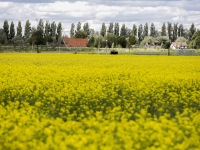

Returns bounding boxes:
[114,23,119,36]
[10,21,15,39]
[101,22,106,37]
[132,24,137,37]
[70,23,75,38]
[44,21,50,37]
[120,24,126,37]
[37,19,44,32]
[178,24,184,37]
[83,22,89,36]
[77,22,81,32]
[161,22,166,36]
[3,20,9,39]
[138,24,143,43]
[50,21,56,39]
[108,22,113,34]
[126,27,132,38]
[189,23,196,40]
[173,23,178,42]
[17,21,22,38]
[144,23,148,37]
[150,23,155,37]
[57,22,62,39]
[167,22,173,42]
[25,20,31,40]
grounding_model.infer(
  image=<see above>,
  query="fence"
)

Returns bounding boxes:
[0,46,200,56]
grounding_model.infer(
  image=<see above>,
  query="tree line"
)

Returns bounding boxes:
[0,20,199,49]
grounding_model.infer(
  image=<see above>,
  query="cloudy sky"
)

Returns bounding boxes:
[0,0,199,36]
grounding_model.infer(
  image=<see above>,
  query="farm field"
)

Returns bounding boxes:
[0,53,200,150]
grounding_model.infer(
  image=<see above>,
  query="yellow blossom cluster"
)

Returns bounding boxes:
[0,53,200,150]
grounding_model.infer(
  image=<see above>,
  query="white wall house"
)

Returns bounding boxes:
[171,42,187,49]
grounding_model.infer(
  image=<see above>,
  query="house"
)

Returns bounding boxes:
[63,38,88,47]
[146,42,161,49]
[171,42,187,49]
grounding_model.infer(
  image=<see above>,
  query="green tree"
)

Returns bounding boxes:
[150,23,155,37]
[101,22,106,37]
[0,28,7,44]
[24,20,31,42]
[105,32,118,48]
[173,23,178,42]
[132,24,137,36]
[3,20,9,39]
[167,22,173,42]
[114,23,119,36]
[144,23,148,37]
[117,36,127,48]
[178,24,184,37]
[156,36,170,49]
[161,22,166,36]
[77,22,81,32]
[126,28,132,38]
[108,22,113,34]
[138,24,143,43]
[120,24,126,37]
[75,30,87,38]
[87,36,95,47]
[57,22,62,39]
[70,23,75,38]
[44,21,52,43]
[50,22,56,42]
[83,22,89,36]
[10,21,15,39]
[175,37,188,43]
[17,21,22,38]
[189,23,196,40]
[140,36,155,47]
[129,34,137,45]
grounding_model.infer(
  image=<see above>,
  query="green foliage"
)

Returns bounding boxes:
[129,34,137,45]
[3,20,9,39]
[189,30,200,49]
[161,22,166,36]
[101,23,106,37]
[75,30,87,38]
[175,37,188,43]
[70,23,75,38]
[83,22,89,36]
[77,22,81,32]
[132,24,137,36]
[156,36,170,49]
[138,24,143,43]
[178,24,184,37]
[10,21,15,39]
[17,21,22,38]
[114,23,119,36]
[0,28,7,44]
[108,22,114,34]
[150,23,155,37]
[120,24,126,37]
[173,23,178,42]
[87,37,95,47]
[189,23,196,40]
[117,36,127,48]
[167,22,173,42]
[144,23,148,37]
[105,32,118,48]
[140,36,155,47]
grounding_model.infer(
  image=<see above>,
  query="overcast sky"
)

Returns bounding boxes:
[0,0,199,36]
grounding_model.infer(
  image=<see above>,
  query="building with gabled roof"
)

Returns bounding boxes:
[171,42,187,49]
[63,38,88,47]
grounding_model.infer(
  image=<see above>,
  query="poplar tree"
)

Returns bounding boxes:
[83,22,89,36]
[144,23,148,37]
[138,24,143,43]
[132,24,137,36]
[189,23,196,40]
[150,23,155,37]
[161,22,166,36]
[57,22,62,39]
[25,20,31,40]
[108,22,113,34]
[178,24,184,37]
[114,23,119,36]
[44,21,50,37]
[10,21,15,39]
[120,24,126,37]
[17,21,22,38]
[101,22,106,37]
[167,22,173,42]
[77,22,81,32]
[50,21,56,38]
[70,23,75,38]
[3,20,9,39]
[173,23,178,41]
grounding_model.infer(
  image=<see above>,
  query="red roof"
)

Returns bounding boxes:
[63,38,88,47]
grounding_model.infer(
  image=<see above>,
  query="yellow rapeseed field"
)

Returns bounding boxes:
[0,53,200,150]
